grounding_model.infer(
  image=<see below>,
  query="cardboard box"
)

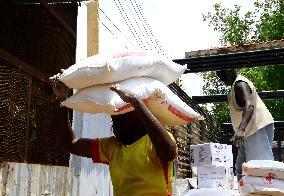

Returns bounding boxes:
[190,145,198,166]
[197,166,226,188]
[190,143,233,167]
[225,145,233,167]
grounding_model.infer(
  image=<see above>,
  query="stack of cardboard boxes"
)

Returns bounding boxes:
[190,143,234,189]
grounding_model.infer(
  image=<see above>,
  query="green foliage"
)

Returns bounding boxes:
[203,0,284,43]
[202,0,284,125]
[202,3,255,45]
[255,0,284,41]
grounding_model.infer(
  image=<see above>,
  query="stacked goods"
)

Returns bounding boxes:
[239,160,284,195]
[190,143,234,189]
[52,52,204,126]
[197,165,228,189]
[190,143,233,167]
[61,77,203,125]
[55,52,187,89]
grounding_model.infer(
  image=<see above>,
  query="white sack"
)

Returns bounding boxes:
[239,176,284,195]
[242,160,284,181]
[55,52,186,89]
[61,77,204,126]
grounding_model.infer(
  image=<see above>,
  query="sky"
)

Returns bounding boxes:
[76,0,255,96]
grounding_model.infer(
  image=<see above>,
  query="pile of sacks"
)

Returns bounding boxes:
[52,52,204,126]
[240,160,284,195]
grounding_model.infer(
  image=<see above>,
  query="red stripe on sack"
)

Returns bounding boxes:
[239,178,244,187]
[115,103,133,113]
[168,104,193,122]
[91,139,109,165]
[163,163,172,196]
[115,98,150,113]
[112,51,146,58]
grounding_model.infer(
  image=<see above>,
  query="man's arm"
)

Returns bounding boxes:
[231,81,254,147]
[51,77,93,158]
[110,85,177,162]
[132,99,177,162]
[234,81,254,131]
[56,105,93,158]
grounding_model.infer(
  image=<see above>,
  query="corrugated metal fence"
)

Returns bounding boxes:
[0,162,79,196]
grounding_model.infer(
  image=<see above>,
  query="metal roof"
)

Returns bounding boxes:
[185,39,284,58]
[173,39,284,73]
[192,91,284,104]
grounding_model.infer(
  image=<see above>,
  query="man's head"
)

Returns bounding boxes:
[216,69,238,86]
[111,111,146,145]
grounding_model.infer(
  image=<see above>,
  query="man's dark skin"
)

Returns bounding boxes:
[50,77,177,162]
[216,70,254,148]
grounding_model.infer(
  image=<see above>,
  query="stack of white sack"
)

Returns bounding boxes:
[52,52,204,126]
[239,160,284,195]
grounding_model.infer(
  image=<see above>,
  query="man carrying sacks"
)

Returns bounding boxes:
[50,52,203,195]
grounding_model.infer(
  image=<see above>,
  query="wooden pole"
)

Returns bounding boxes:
[87,0,99,57]
[0,48,50,84]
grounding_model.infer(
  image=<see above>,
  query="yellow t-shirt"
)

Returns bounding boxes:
[91,134,175,196]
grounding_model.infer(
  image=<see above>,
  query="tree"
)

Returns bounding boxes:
[202,0,284,125]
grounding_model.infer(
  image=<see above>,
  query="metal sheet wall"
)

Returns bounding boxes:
[0,162,79,196]
[71,112,114,196]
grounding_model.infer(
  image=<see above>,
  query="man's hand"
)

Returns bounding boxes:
[110,84,139,104]
[49,69,69,102]
[230,128,245,148]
